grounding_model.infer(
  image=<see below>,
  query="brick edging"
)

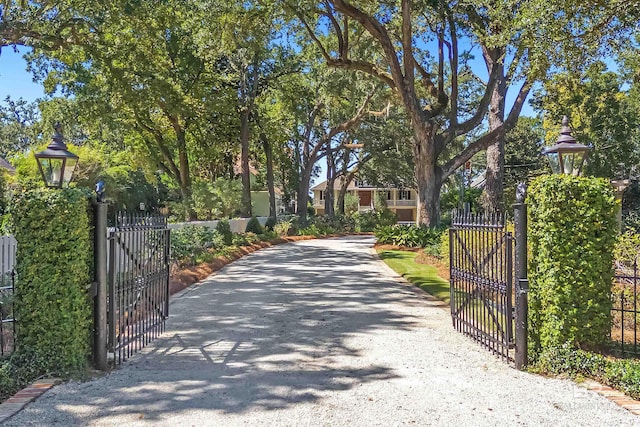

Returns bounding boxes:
[580,379,640,416]
[0,378,61,423]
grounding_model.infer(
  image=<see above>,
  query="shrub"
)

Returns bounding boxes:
[344,193,359,216]
[232,232,260,246]
[353,212,375,232]
[527,175,618,359]
[274,219,292,237]
[171,225,222,266]
[624,211,640,234]
[245,216,263,234]
[0,359,14,401]
[11,188,92,378]
[614,231,640,266]
[216,219,233,246]
[307,205,316,217]
[311,214,354,234]
[375,224,444,249]
[264,216,276,231]
[300,224,323,237]
[622,179,640,233]
[353,209,397,232]
[260,230,278,241]
[374,191,388,210]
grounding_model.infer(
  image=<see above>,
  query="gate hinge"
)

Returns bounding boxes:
[88,281,98,298]
[517,278,529,295]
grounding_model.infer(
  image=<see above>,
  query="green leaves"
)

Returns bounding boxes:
[527,175,617,359]
[11,188,92,378]
[374,224,445,249]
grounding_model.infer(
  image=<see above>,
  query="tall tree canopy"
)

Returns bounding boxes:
[291,0,639,225]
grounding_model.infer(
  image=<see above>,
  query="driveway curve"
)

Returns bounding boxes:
[5,236,638,426]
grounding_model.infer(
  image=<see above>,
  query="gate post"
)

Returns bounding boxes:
[93,197,109,371]
[514,183,529,370]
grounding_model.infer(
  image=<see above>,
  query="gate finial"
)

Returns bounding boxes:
[516,183,527,204]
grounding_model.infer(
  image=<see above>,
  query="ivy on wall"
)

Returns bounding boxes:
[527,175,618,360]
[11,188,92,376]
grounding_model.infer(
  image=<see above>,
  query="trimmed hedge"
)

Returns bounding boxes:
[245,216,263,234]
[527,175,617,359]
[11,188,92,377]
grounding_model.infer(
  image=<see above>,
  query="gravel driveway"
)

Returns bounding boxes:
[5,236,639,426]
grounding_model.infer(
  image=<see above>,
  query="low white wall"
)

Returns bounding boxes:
[169,217,268,233]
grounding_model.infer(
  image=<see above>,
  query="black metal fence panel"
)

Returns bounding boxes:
[0,235,16,357]
[449,212,514,361]
[108,213,170,365]
[612,260,640,356]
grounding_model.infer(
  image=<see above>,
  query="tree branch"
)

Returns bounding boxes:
[441,78,531,180]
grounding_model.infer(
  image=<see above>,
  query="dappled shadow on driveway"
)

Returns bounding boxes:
[14,236,433,424]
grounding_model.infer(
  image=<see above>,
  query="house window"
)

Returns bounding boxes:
[319,190,324,200]
[399,190,412,200]
[386,191,392,200]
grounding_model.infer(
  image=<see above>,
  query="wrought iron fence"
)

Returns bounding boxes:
[449,212,515,361]
[611,259,640,356]
[0,235,17,357]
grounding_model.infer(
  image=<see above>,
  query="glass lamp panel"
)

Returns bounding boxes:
[561,152,575,175]
[546,152,561,174]
[40,157,64,187]
[571,151,586,176]
[62,157,78,185]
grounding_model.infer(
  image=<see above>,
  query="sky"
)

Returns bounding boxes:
[0,47,45,103]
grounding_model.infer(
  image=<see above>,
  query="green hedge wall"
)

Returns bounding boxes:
[527,175,617,360]
[12,188,92,376]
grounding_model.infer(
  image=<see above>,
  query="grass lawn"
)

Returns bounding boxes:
[377,250,450,303]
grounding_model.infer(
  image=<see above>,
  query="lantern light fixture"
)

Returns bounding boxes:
[34,122,79,188]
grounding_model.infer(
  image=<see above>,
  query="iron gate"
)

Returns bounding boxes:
[108,212,170,365]
[449,212,514,361]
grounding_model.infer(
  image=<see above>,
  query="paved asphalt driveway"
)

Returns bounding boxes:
[4,236,639,426]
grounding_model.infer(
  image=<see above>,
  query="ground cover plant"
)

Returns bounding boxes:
[375,224,444,255]
[533,344,640,400]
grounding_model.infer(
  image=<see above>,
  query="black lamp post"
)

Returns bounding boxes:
[542,116,589,176]
[34,122,79,188]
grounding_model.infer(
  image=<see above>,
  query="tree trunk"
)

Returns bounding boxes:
[261,134,277,219]
[413,125,442,227]
[324,149,335,217]
[296,165,313,225]
[176,129,196,221]
[337,168,356,215]
[240,108,252,217]
[336,187,346,215]
[483,52,506,213]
